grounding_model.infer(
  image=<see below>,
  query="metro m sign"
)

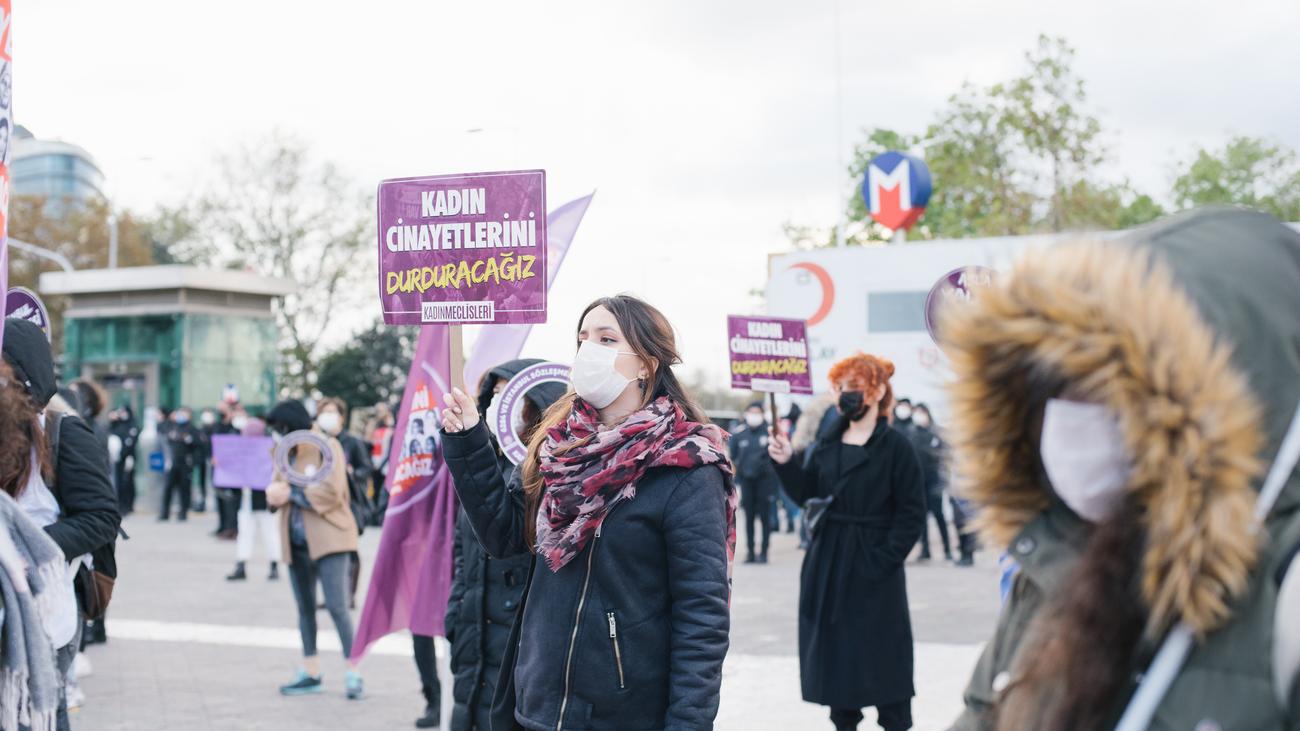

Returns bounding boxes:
[863,151,932,232]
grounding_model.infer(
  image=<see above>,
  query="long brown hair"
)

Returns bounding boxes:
[0,359,52,498]
[519,295,708,548]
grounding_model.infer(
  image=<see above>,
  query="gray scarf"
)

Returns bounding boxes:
[0,491,63,731]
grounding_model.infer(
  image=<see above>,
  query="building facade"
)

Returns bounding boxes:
[10,124,106,210]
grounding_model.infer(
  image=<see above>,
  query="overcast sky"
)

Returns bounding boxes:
[17,0,1300,387]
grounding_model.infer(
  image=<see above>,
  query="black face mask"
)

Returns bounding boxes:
[837,390,868,421]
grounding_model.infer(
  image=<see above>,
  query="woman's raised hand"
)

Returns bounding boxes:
[440,387,480,433]
[768,429,794,465]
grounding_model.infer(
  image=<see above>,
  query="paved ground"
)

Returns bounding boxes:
[73,505,999,731]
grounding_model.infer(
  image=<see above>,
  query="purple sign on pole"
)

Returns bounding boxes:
[6,287,52,342]
[494,362,570,465]
[924,266,995,344]
[727,315,813,395]
[377,170,548,326]
[211,435,274,489]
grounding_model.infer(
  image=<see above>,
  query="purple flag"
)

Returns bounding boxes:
[463,192,595,389]
[0,2,11,355]
[352,325,460,660]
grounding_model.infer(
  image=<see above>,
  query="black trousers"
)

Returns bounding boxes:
[161,467,191,519]
[194,461,209,509]
[740,482,774,555]
[115,460,136,513]
[830,700,912,731]
[216,487,241,533]
[413,634,442,712]
[950,497,977,558]
[918,489,951,556]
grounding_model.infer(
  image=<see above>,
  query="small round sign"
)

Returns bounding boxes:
[5,287,52,342]
[495,362,570,465]
[924,266,995,345]
[273,430,336,486]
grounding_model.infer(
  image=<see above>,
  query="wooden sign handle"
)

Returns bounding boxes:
[768,392,779,431]
[449,324,466,390]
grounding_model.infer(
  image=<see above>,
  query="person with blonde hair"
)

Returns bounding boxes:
[769,352,926,731]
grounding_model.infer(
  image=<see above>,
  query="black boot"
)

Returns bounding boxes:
[226,562,247,581]
[268,562,279,581]
[415,686,439,728]
[744,551,756,564]
[758,550,769,564]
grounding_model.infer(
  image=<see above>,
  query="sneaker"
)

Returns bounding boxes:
[279,670,323,696]
[415,704,439,728]
[956,555,975,567]
[66,680,86,711]
[345,670,364,700]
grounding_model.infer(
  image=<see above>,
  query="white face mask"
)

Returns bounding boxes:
[232,415,248,432]
[1040,399,1131,523]
[201,412,216,426]
[316,412,342,435]
[895,406,912,421]
[485,390,506,437]
[745,413,764,428]
[571,340,636,409]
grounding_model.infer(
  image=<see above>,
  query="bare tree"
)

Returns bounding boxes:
[189,132,372,395]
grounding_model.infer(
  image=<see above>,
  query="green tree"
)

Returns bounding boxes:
[316,322,418,410]
[1171,136,1300,220]
[796,35,1161,248]
[179,132,374,395]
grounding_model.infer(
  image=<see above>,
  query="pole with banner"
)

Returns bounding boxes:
[726,315,814,427]
[0,1,12,354]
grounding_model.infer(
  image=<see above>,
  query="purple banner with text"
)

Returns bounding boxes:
[378,170,548,326]
[727,315,813,395]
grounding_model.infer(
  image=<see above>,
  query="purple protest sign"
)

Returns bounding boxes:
[6,287,51,342]
[727,315,813,395]
[378,170,548,326]
[924,266,995,344]
[210,435,274,489]
[494,361,570,465]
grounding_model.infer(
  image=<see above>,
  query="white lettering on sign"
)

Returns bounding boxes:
[421,188,487,218]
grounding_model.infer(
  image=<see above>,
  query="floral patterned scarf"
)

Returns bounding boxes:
[536,396,737,574]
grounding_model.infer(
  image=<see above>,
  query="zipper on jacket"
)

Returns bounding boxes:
[557,523,600,730]
[607,611,626,690]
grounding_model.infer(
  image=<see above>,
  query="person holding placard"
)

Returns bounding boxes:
[440,295,736,731]
[768,353,926,731]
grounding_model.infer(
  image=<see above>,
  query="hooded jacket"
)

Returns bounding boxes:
[944,208,1300,729]
[2,319,121,562]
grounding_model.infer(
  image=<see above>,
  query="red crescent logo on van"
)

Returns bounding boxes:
[788,262,835,327]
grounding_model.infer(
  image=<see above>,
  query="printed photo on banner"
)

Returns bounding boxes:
[377,170,548,326]
[391,381,440,495]
[727,315,813,395]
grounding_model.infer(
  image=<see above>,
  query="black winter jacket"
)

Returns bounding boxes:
[444,451,531,731]
[47,412,123,561]
[443,421,731,731]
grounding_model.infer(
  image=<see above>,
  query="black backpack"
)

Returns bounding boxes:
[48,411,122,620]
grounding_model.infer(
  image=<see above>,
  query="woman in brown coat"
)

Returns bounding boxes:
[264,400,361,701]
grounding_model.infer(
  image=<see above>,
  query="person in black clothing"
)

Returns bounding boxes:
[211,403,242,539]
[2,319,122,729]
[108,405,140,514]
[730,402,778,564]
[891,398,914,433]
[439,296,734,731]
[441,358,565,731]
[161,407,201,521]
[908,403,952,562]
[769,352,925,731]
[315,397,373,609]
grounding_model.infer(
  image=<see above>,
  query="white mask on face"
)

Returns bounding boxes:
[232,415,248,432]
[316,412,342,435]
[1040,399,1131,523]
[745,413,764,428]
[571,340,636,409]
[895,406,912,421]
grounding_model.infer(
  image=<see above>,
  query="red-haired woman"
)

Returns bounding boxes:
[768,353,926,731]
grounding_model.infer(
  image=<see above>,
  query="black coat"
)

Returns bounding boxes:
[773,418,926,709]
[445,452,531,731]
[443,421,731,731]
[728,423,778,510]
[47,413,122,561]
[903,424,944,495]
[165,422,202,473]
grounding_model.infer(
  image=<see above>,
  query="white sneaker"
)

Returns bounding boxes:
[66,679,86,710]
[73,652,93,679]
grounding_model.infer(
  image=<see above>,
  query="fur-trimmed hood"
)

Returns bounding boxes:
[942,207,1300,636]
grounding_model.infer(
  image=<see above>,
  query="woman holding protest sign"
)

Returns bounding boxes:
[440,295,737,731]
[768,352,926,731]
